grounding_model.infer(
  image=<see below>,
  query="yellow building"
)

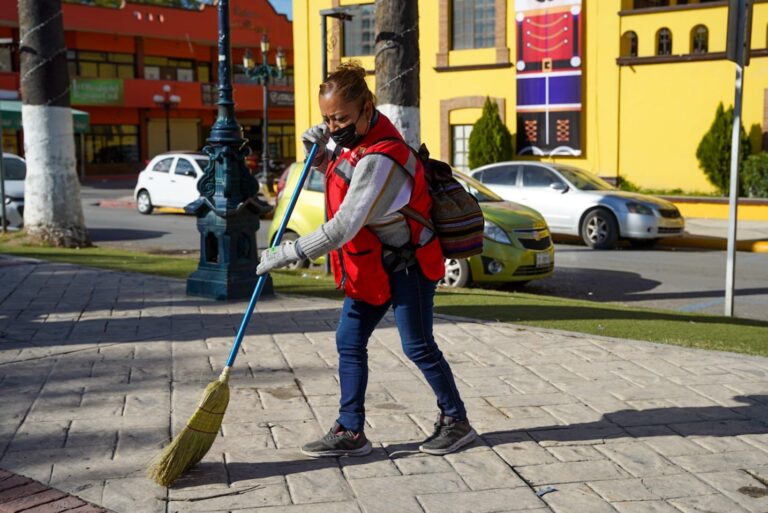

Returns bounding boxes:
[292,0,768,193]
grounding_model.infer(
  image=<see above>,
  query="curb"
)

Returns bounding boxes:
[658,236,768,253]
[98,199,183,214]
[0,468,114,513]
[98,199,135,209]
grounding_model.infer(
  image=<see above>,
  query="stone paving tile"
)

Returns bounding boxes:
[669,493,751,513]
[444,446,527,490]
[612,501,681,513]
[670,450,768,473]
[595,441,681,477]
[4,258,768,512]
[587,479,659,502]
[417,488,544,512]
[695,470,768,513]
[516,460,630,486]
[539,483,619,513]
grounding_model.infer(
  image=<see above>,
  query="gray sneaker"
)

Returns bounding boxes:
[419,414,477,455]
[301,422,373,458]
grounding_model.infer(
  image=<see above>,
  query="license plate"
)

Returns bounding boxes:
[536,252,551,268]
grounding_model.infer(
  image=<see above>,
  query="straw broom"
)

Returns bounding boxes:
[148,145,319,487]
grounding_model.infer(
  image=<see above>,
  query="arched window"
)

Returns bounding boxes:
[691,25,708,54]
[657,28,672,56]
[621,31,639,57]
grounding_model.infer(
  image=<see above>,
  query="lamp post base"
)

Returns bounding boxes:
[186,208,273,301]
[187,268,273,301]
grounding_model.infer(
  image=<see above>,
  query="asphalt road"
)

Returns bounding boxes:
[79,181,768,322]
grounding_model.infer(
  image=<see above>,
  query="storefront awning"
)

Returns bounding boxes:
[0,100,90,134]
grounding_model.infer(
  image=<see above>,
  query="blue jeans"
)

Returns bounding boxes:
[335,266,467,432]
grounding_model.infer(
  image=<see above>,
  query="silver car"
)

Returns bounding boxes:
[1,153,25,230]
[469,162,685,249]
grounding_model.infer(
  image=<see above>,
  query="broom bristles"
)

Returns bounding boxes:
[148,373,230,487]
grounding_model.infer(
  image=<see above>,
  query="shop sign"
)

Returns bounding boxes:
[71,79,124,106]
[268,90,294,107]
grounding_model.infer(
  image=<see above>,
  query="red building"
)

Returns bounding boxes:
[0,0,294,177]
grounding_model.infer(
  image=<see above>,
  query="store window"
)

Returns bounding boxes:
[451,0,495,50]
[268,124,296,163]
[84,125,140,166]
[632,0,670,8]
[691,25,708,54]
[144,56,196,82]
[197,62,211,83]
[656,28,673,56]
[451,124,473,172]
[67,50,135,79]
[621,31,638,58]
[2,129,19,156]
[343,3,375,56]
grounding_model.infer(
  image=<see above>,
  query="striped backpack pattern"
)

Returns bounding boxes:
[401,144,485,259]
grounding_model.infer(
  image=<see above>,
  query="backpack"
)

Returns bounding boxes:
[384,142,485,259]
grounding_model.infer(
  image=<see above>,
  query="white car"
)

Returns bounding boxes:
[470,162,685,249]
[1,153,26,229]
[134,152,209,214]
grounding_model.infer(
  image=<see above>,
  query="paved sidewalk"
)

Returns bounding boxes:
[1,256,768,513]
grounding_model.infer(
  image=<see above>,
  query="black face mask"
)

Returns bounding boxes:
[330,109,365,148]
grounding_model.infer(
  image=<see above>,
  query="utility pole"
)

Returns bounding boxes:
[18,0,89,247]
[375,0,420,147]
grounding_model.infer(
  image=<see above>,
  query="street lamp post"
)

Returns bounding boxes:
[153,84,181,152]
[242,34,285,186]
[0,37,12,234]
[185,0,272,300]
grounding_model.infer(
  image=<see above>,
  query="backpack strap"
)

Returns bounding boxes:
[400,205,435,232]
[363,137,437,233]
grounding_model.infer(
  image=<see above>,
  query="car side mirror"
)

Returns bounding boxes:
[185,170,197,178]
[550,181,568,193]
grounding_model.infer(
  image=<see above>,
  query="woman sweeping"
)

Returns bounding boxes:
[257,62,475,457]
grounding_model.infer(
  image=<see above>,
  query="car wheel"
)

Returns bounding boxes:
[136,190,153,215]
[277,231,310,269]
[629,238,659,249]
[440,258,470,288]
[581,208,618,249]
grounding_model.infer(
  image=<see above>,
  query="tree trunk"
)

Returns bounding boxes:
[375,0,420,147]
[18,0,89,247]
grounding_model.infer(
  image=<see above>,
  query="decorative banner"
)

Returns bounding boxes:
[515,0,583,156]
[71,79,124,106]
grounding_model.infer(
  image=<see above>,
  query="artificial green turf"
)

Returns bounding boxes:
[2,235,767,355]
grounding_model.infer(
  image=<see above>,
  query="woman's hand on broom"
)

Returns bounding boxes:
[257,240,301,275]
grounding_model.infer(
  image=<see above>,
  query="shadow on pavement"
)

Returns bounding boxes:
[435,300,768,328]
[172,395,768,487]
[87,228,169,242]
[520,267,768,304]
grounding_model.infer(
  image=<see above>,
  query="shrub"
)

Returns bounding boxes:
[468,97,513,169]
[695,102,751,195]
[616,176,640,192]
[742,152,768,198]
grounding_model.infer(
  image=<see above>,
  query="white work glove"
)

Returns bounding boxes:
[257,241,300,275]
[302,123,330,164]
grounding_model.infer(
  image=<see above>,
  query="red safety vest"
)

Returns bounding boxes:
[326,112,445,305]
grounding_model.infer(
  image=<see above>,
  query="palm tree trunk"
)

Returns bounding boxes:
[18,0,89,247]
[375,0,420,147]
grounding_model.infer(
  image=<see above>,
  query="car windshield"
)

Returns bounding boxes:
[552,165,615,191]
[195,159,209,171]
[453,170,503,203]
[2,158,26,180]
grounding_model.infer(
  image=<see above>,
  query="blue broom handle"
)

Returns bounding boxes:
[225,143,319,369]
